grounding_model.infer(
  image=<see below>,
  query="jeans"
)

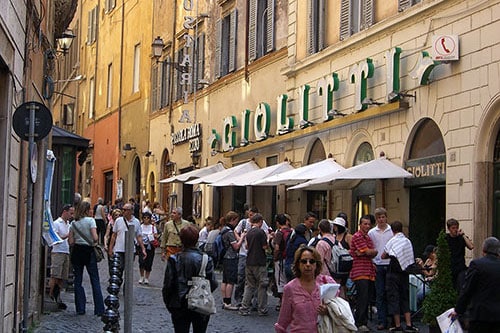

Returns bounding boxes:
[354,279,372,326]
[241,265,269,314]
[73,250,105,315]
[234,255,247,303]
[375,265,389,327]
[170,307,210,333]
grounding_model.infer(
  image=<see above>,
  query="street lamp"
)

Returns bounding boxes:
[56,29,76,55]
[151,36,187,72]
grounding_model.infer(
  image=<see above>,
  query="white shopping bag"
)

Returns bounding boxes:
[436,308,464,333]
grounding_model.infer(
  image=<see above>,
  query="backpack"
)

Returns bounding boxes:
[278,228,292,260]
[205,228,229,267]
[322,237,353,277]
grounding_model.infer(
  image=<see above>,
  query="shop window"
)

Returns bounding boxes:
[307,0,325,55]
[248,0,275,61]
[340,0,374,41]
[215,9,238,78]
[193,187,202,218]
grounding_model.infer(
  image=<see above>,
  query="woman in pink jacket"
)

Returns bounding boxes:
[274,245,335,333]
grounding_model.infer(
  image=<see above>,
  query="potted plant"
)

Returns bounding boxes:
[422,229,458,332]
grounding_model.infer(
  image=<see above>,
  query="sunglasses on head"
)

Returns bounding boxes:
[299,258,317,264]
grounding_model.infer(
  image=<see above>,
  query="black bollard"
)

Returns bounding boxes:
[102,253,122,332]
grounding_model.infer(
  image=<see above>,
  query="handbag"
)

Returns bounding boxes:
[151,238,160,248]
[186,253,216,315]
[72,221,105,262]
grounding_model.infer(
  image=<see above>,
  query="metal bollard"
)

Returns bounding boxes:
[102,253,122,332]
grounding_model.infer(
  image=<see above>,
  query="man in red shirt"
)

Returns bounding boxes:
[350,215,378,332]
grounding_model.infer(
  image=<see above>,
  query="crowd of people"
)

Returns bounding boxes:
[47,196,500,333]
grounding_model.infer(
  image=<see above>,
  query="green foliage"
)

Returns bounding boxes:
[422,229,458,326]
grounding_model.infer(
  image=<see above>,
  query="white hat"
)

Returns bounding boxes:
[333,217,346,227]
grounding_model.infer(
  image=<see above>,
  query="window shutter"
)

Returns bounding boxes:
[87,10,92,44]
[363,0,374,30]
[318,0,325,51]
[229,9,238,73]
[92,7,98,43]
[172,52,179,101]
[307,0,315,55]
[215,19,222,78]
[266,0,275,53]
[151,64,158,111]
[398,0,412,11]
[161,57,172,107]
[188,44,194,94]
[248,0,257,61]
[340,0,351,40]
[197,33,205,86]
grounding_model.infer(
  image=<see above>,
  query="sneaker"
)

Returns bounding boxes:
[57,302,67,310]
[258,310,269,316]
[223,303,238,311]
[238,307,250,316]
[357,325,370,332]
[389,327,403,332]
[404,325,419,332]
[143,278,149,285]
[138,277,144,284]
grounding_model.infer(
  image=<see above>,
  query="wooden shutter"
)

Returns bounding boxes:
[398,0,412,12]
[92,7,98,43]
[248,0,257,61]
[215,19,222,78]
[196,33,205,86]
[363,0,374,30]
[229,9,238,73]
[266,0,275,53]
[318,0,325,51]
[307,0,315,54]
[339,0,351,40]
[87,9,92,44]
[161,57,171,107]
[151,64,158,111]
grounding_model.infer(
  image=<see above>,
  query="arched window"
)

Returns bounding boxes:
[409,118,445,159]
[354,142,374,165]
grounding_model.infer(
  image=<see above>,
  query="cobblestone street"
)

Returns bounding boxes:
[34,249,431,333]
[34,250,280,333]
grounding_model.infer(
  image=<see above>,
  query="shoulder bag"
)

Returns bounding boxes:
[72,221,105,262]
[186,253,216,315]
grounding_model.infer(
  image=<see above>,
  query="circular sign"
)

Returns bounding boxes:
[12,101,53,141]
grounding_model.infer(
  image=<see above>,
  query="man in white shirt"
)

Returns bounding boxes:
[368,207,393,330]
[109,203,146,270]
[49,204,74,309]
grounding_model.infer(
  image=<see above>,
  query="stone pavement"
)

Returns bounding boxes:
[34,249,430,333]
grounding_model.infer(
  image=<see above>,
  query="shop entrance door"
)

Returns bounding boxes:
[409,185,445,256]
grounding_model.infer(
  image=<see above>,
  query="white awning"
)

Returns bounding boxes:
[252,158,345,186]
[210,161,295,187]
[289,156,413,190]
[158,162,225,183]
[186,160,260,185]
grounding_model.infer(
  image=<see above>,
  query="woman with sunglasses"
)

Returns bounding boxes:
[274,245,335,333]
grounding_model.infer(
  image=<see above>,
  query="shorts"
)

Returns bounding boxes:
[222,257,238,284]
[51,252,70,280]
[386,272,410,315]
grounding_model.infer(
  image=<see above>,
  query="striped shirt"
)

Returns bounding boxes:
[350,230,376,281]
[383,232,415,270]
